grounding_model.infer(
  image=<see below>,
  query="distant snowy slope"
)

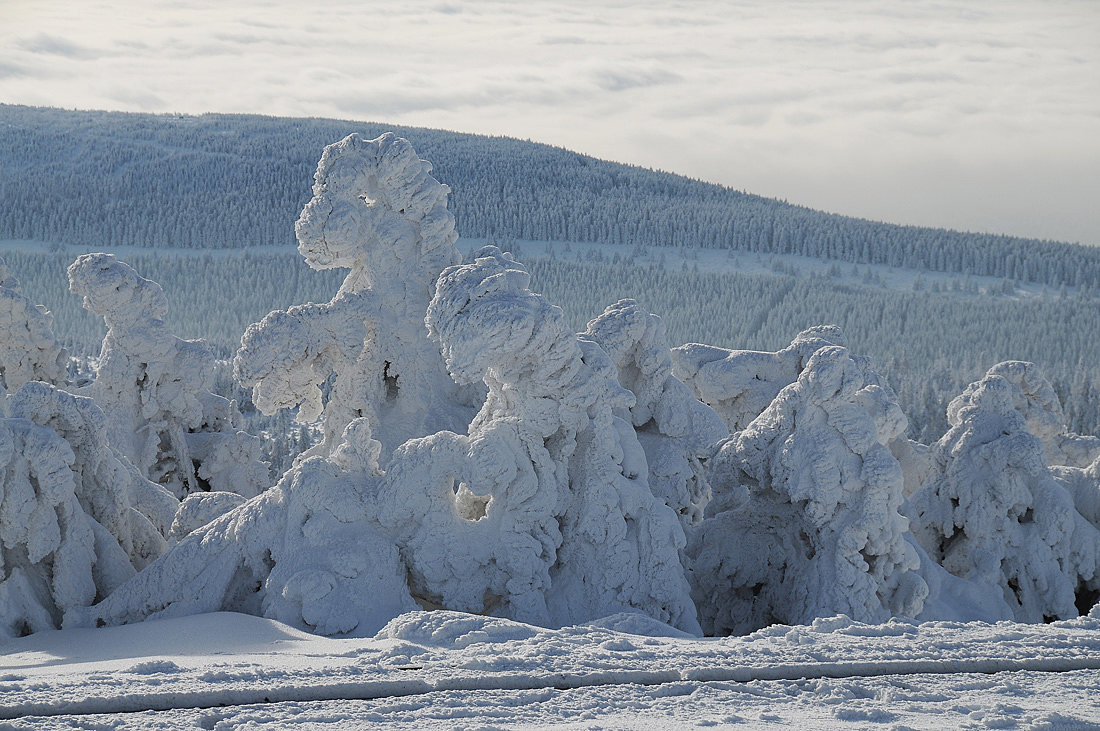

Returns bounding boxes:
[3,105,1099,290]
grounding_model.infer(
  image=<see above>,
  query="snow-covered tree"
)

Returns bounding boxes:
[0,257,68,393]
[67,418,417,637]
[688,345,928,635]
[68,253,267,499]
[378,248,700,633]
[234,132,470,464]
[580,299,726,526]
[0,382,177,637]
[906,373,1100,622]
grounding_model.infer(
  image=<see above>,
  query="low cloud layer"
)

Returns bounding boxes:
[2,0,1097,244]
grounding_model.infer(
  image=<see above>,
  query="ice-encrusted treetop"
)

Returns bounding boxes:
[296,131,461,296]
[951,361,1100,469]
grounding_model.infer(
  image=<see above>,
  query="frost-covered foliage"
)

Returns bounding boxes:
[379,248,699,633]
[906,373,1100,622]
[0,257,68,392]
[580,299,725,526]
[68,418,417,637]
[234,132,469,463]
[671,325,849,434]
[0,382,177,637]
[689,346,928,635]
[68,253,267,500]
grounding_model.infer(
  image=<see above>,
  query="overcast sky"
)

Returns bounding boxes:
[2,0,1098,245]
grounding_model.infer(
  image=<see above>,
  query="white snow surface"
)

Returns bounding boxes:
[3,610,1100,729]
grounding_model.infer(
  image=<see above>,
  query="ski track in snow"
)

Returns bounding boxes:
[3,611,1100,729]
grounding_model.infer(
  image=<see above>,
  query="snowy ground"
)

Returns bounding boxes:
[4,611,1100,730]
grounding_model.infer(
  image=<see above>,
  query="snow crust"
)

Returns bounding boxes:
[5,609,1100,730]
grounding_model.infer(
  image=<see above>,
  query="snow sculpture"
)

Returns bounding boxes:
[68,253,268,500]
[906,373,1100,622]
[379,248,700,633]
[580,299,725,526]
[68,419,417,637]
[234,132,469,463]
[688,345,928,635]
[0,257,68,393]
[671,325,848,434]
[0,382,178,637]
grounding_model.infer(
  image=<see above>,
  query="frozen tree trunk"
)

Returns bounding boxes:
[688,346,929,635]
[234,132,471,465]
[68,253,268,500]
[906,373,1100,622]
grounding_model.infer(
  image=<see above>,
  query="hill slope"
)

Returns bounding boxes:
[3,104,1099,290]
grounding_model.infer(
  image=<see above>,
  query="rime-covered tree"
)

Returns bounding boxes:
[906,373,1100,622]
[581,299,725,527]
[68,253,267,499]
[688,346,929,635]
[379,248,699,632]
[234,132,471,464]
[0,382,176,636]
[0,257,68,393]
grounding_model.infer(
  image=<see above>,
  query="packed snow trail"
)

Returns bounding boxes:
[4,611,1100,722]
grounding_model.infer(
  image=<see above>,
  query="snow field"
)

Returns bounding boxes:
[3,611,1100,729]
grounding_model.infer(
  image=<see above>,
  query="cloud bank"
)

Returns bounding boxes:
[2,0,1098,244]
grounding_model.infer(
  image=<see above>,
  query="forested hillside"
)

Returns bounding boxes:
[2,243,1097,444]
[3,104,1099,289]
